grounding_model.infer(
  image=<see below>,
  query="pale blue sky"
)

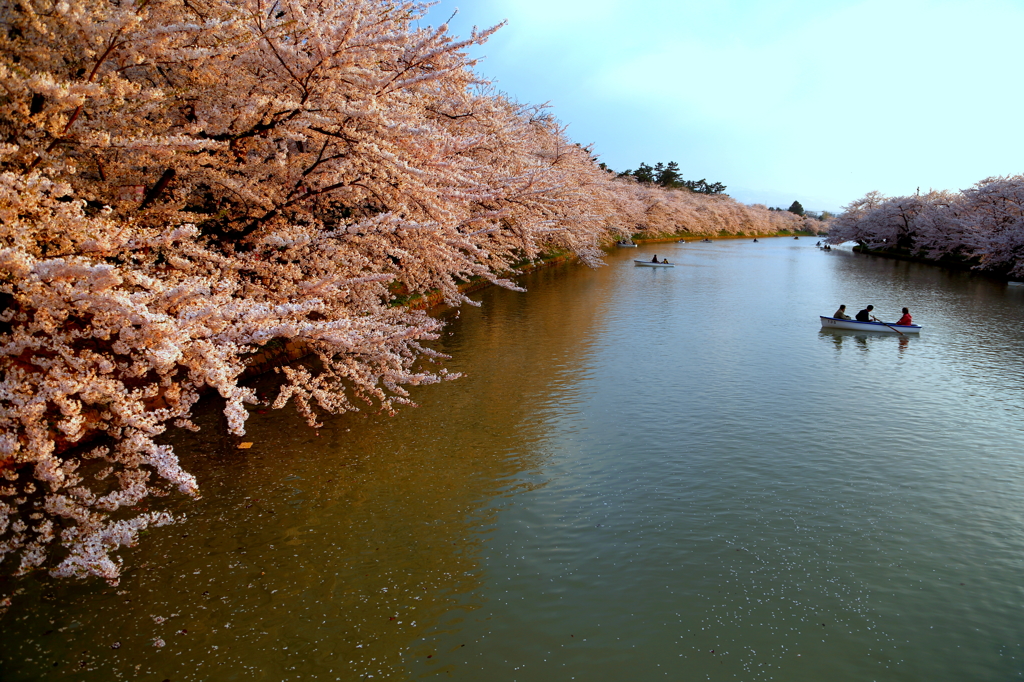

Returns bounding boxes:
[427,0,1024,212]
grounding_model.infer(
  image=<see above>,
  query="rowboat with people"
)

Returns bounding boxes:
[819,316,921,333]
[616,240,638,247]
[634,260,675,268]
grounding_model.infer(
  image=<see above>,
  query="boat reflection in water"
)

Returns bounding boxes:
[819,327,914,354]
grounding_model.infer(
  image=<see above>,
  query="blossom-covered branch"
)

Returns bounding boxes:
[0,0,819,586]
[827,177,1024,277]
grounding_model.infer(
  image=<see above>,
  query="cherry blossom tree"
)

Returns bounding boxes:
[960,176,1024,277]
[0,0,823,588]
[828,178,1024,277]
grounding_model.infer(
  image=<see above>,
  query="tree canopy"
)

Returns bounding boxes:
[0,0,822,587]
[828,178,1024,276]
[617,161,726,194]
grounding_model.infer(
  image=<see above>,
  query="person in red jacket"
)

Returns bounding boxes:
[896,307,912,325]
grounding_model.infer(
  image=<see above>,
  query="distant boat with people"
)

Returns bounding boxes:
[634,259,674,268]
[616,240,638,247]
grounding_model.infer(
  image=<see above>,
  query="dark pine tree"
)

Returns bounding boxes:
[633,162,655,184]
[657,161,683,188]
[683,178,727,195]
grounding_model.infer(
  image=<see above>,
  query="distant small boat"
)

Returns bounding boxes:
[616,241,638,247]
[635,260,675,268]
[820,316,921,333]
[1009,281,1024,287]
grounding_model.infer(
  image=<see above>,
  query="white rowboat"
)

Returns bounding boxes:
[820,316,921,333]
[634,260,675,268]
[616,242,638,247]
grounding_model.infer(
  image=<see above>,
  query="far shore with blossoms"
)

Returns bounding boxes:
[828,177,1024,279]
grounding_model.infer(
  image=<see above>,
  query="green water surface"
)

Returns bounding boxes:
[3,238,1024,681]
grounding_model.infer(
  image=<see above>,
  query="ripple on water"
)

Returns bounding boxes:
[3,240,1024,681]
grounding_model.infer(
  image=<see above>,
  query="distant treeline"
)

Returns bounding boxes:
[767,201,834,222]
[603,176,827,239]
[613,161,727,195]
[612,164,831,223]
[828,176,1024,278]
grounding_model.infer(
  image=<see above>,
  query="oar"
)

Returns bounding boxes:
[871,316,904,336]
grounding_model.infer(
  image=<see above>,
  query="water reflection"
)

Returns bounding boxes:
[5,242,1024,682]
[819,328,916,355]
[0,262,601,681]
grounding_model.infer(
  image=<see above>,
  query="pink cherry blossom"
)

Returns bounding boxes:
[0,0,821,585]
[828,177,1024,277]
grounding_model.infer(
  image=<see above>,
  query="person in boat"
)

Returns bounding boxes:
[855,305,874,322]
[896,307,912,325]
[833,305,851,320]
[753,238,759,243]
[651,255,659,263]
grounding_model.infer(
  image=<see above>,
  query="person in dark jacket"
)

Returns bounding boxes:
[855,305,874,322]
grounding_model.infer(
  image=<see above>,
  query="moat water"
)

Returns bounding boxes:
[4,238,1024,681]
